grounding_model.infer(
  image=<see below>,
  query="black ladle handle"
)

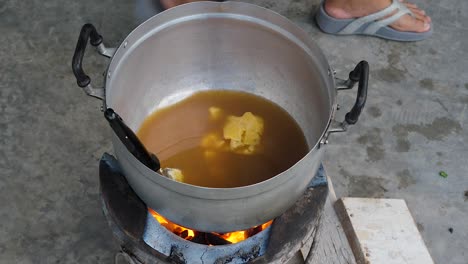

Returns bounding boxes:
[104,108,161,172]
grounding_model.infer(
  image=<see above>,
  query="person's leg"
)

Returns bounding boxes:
[135,0,216,23]
[160,0,188,9]
[135,0,163,23]
[160,0,219,10]
[324,0,431,32]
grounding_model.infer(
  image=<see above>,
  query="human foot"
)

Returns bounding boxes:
[324,0,431,33]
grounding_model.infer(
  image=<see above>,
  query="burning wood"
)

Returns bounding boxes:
[149,209,272,245]
[205,233,232,245]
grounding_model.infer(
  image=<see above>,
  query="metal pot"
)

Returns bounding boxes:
[72,1,368,233]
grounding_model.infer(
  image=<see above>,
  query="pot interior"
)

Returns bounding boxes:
[106,2,334,149]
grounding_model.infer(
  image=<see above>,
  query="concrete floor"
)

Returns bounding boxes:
[1,0,467,263]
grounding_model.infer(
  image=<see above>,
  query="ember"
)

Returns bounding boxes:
[149,209,272,245]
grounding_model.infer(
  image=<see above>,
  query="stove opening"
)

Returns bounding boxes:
[149,209,272,245]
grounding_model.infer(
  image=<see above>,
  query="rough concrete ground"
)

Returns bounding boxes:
[0,0,466,263]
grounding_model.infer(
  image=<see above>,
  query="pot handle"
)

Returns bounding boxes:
[341,60,369,125]
[323,61,369,143]
[71,23,116,100]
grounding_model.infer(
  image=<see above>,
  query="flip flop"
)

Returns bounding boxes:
[315,0,432,41]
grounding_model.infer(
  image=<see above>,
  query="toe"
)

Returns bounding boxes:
[404,2,431,23]
[407,5,425,16]
[413,12,428,25]
[407,6,431,24]
[391,14,430,33]
[404,3,418,9]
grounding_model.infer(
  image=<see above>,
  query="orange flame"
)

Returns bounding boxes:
[149,209,195,240]
[149,209,272,244]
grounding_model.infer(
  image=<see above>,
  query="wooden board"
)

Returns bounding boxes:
[334,198,434,264]
[304,176,357,264]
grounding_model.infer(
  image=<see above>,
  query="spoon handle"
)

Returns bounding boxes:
[104,108,161,172]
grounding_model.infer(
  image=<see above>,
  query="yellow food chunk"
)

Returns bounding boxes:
[223,112,264,154]
[209,106,223,121]
[201,133,225,149]
[165,168,184,182]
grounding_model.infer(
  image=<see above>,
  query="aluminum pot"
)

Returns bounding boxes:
[72,1,368,233]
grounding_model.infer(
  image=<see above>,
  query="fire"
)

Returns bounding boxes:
[149,209,272,245]
[215,221,273,243]
[149,209,196,240]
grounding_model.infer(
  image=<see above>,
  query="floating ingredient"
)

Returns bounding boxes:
[223,112,264,154]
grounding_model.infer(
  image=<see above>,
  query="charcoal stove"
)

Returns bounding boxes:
[100,153,329,264]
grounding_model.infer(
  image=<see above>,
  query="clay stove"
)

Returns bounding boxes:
[100,153,328,264]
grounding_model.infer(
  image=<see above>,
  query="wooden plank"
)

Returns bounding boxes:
[257,185,328,264]
[335,198,434,264]
[304,176,357,264]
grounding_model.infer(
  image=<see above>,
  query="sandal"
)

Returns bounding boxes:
[315,0,432,41]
